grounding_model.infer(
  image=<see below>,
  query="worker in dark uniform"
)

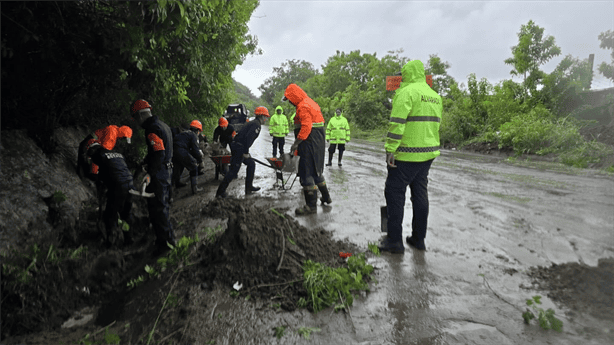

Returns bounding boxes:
[213,117,236,149]
[130,99,176,254]
[283,84,332,215]
[78,125,132,182]
[215,107,270,198]
[172,120,204,195]
[86,142,134,247]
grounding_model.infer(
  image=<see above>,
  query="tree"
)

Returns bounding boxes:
[504,20,561,96]
[597,30,614,82]
[258,59,319,105]
[1,0,260,151]
[425,54,456,96]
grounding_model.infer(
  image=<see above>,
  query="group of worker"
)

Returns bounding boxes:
[77,59,442,256]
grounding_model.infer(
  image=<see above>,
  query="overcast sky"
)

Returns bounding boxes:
[232,0,614,98]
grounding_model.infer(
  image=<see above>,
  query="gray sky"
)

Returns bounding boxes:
[232,0,614,98]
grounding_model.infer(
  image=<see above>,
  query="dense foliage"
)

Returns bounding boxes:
[257,21,613,168]
[1,0,260,151]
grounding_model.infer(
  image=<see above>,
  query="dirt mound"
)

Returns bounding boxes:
[527,258,614,322]
[198,198,360,310]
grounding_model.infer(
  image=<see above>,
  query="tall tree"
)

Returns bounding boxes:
[504,20,561,96]
[597,30,614,82]
[258,59,319,105]
[425,54,455,96]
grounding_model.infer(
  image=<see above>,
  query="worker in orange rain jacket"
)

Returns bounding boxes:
[283,83,332,215]
[78,125,133,182]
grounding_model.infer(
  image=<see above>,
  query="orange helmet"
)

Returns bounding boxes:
[254,106,270,116]
[189,120,203,132]
[118,126,132,138]
[130,99,152,116]
[219,117,228,127]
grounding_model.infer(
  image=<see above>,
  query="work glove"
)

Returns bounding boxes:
[243,153,251,159]
[386,152,396,168]
[290,139,303,154]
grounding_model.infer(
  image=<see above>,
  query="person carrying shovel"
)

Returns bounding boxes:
[86,142,134,247]
[215,107,270,198]
[283,83,332,215]
[130,99,176,256]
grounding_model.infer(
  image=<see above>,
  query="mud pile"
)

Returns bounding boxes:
[527,257,614,322]
[198,198,360,310]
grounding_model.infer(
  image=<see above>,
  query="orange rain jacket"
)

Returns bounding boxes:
[283,84,325,141]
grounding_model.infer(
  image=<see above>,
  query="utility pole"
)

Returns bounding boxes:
[588,54,595,89]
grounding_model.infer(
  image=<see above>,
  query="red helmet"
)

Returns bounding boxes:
[254,106,270,117]
[189,120,203,132]
[219,117,228,127]
[130,99,152,116]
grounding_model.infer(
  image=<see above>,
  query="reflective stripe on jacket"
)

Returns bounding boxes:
[385,60,442,162]
[326,114,350,144]
[269,106,289,137]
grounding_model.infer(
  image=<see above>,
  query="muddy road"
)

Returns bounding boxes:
[4,132,612,345]
[187,134,613,344]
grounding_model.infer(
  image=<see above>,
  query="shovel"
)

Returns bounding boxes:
[279,152,299,173]
[252,157,277,170]
[129,175,155,198]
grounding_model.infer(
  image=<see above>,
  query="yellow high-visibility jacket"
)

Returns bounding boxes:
[269,106,289,137]
[326,113,350,144]
[385,60,442,162]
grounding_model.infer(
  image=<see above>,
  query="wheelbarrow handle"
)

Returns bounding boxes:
[252,157,277,170]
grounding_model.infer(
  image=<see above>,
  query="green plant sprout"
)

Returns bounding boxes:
[52,190,67,203]
[274,326,286,339]
[297,326,321,340]
[522,295,563,332]
[127,275,145,289]
[368,242,380,256]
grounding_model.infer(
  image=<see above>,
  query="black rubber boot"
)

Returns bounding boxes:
[216,179,230,198]
[326,152,333,167]
[191,176,202,195]
[317,182,332,205]
[338,151,344,167]
[295,189,318,215]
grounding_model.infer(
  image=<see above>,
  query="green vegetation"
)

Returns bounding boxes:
[274,326,287,339]
[298,253,374,313]
[368,242,381,256]
[297,326,321,340]
[257,21,613,169]
[522,295,563,332]
[52,191,67,203]
[2,0,259,154]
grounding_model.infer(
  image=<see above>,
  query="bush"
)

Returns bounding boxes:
[498,106,555,154]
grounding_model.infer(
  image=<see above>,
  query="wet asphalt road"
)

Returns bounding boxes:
[193,131,614,344]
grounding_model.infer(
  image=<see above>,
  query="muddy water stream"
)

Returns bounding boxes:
[190,134,614,344]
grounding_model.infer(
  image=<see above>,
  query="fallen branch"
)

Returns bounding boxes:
[277,227,285,272]
[251,279,304,290]
[210,302,218,320]
[147,273,180,345]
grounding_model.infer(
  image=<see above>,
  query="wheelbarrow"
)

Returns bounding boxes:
[253,153,299,190]
[210,155,231,180]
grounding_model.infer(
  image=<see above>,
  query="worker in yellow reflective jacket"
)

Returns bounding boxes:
[380,60,442,254]
[325,108,350,167]
[269,105,289,157]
